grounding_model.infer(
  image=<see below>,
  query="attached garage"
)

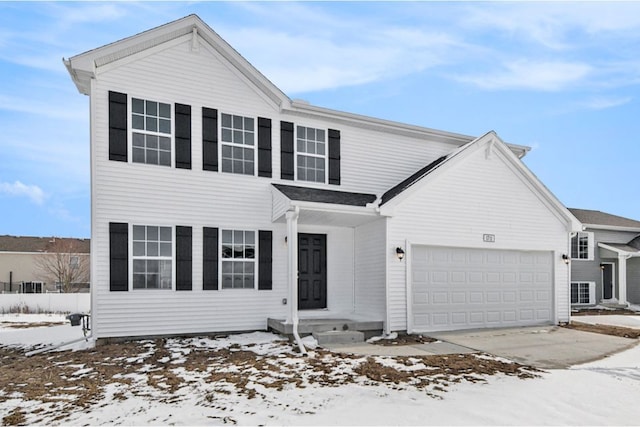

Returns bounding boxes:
[409,246,554,333]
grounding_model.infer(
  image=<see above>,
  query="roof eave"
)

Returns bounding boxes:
[584,224,640,233]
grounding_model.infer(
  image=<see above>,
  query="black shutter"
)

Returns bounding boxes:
[109,91,128,162]
[328,129,341,185]
[176,226,192,291]
[203,227,219,290]
[280,121,294,180]
[203,107,218,171]
[257,117,272,178]
[109,222,128,291]
[258,230,273,290]
[175,104,192,169]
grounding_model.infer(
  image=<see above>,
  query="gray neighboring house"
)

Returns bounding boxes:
[568,209,640,308]
[0,235,91,293]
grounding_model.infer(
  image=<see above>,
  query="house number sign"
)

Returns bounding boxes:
[483,234,496,243]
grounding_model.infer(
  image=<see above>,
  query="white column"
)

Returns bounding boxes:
[285,208,299,324]
[618,254,628,306]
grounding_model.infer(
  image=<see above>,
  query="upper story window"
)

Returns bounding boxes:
[221,113,255,175]
[131,98,172,167]
[132,225,172,289]
[221,229,255,289]
[571,232,593,260]
[297,126,326,183]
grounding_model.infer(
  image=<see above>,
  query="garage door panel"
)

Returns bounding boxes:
[411,246,553,332]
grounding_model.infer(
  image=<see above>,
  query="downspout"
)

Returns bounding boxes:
[286,207,307,355]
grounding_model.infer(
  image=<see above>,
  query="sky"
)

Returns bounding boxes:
[1,1,639,238]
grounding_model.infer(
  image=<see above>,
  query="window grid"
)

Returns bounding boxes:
[131,98,172,167]
[571,282,591,304]
[221,113,255,175]
[132,225,172,290]
[296,126,326,183]
[571,232,589,259]
[221,230,255,289]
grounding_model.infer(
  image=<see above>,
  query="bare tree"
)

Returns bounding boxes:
[35,238,90,293]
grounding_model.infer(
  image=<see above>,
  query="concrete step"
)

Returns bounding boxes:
[313,330,364,345]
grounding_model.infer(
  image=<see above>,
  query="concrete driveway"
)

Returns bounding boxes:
[429,325,638,369]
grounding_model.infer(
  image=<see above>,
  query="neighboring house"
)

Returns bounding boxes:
[64,14,580,342]
[567,208,640,308]
[0,235,91,293]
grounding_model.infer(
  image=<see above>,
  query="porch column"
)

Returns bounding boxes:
[618,254,629,306]
[285,208,299,324]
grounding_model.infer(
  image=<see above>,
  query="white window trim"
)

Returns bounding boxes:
[571,281,596,305]
[129,95,174,167]
[571,231,595,261]
[219,112,257,177]
[219,228,257,290]
[129,224,175,291]
[295,125,328,184]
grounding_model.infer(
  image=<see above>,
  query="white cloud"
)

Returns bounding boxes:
[453,60,592,91]
[582,96,632,110]
[0,181,46,205]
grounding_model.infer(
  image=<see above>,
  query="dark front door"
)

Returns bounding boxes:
[603,264,613,299]
[298,233,327,310]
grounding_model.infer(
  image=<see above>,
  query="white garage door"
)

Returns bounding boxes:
[411,246,553,332]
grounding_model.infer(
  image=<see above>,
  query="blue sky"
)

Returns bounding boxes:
[1,1,639,238]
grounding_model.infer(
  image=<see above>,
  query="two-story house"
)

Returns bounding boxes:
[64,14,580,343]
[568,208,640,308]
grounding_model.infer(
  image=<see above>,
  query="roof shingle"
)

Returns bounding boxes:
[568,208,640,229]
[0,235,90,253]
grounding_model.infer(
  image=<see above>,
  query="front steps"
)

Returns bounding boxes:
[312,330,365,345]
[267,318,383,341]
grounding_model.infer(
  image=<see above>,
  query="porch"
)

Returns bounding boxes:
[267,317,384,340]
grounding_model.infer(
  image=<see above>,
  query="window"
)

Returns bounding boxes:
[297,126,326,183]
[571,232,592,260]
[221,113,255,175]
[70,256,79,268]
[571,282,595,305]
[221,230,255,289]
[132,225,172,289]
[131,98,172,166]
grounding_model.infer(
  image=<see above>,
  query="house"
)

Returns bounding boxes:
[0,235,90,293]
[567,208,640,308]
[64,14,580,343]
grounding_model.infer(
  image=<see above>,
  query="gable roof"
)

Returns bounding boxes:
[0,235,90,254]
[378,131,581,232]
[568,208,640,231]
[273,184,376,207]
[380,155,448,205]
[64,14,289,108]
[64,14,533,155]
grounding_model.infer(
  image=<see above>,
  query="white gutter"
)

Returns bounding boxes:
[286,207,307,356]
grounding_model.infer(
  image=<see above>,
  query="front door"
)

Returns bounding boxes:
[602,263,614,300]
[298,233,327,310]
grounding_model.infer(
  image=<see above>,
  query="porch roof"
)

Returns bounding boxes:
[598,242,640,257]
[271,184,380,227]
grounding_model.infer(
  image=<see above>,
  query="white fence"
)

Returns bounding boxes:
[0,294,90,314]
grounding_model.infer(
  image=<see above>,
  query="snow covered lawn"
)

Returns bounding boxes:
[1,314,640,425]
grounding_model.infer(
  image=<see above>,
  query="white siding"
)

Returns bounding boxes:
[90,37,470,339]
[354,219,387,320]
[386,143,570,331]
